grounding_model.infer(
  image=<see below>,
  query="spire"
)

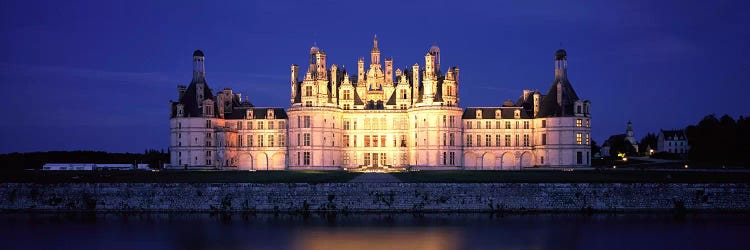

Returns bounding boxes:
[373,34,378,49]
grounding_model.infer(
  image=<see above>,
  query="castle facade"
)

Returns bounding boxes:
[169,37,591,170]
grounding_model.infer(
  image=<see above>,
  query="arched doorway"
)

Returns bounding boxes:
[256,153,268,170]
[481,152,496,170]
[270,152,285,170]
[464,152,476,169]
[520,152,533,168]
[239,153,253,170]
[501,152,516,170]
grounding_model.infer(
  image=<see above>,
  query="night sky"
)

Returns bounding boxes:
[1,0,748,153]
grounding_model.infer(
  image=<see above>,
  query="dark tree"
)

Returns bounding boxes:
[639,133,658,154]
[687,114,750,167]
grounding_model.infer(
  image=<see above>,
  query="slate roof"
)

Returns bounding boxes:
[660,130,687,140]
[462,107,532,119]
[536,77,580,118]
[173,73,215,118]
[224,107,288,120]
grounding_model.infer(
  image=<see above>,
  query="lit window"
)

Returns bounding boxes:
[576,133,583,145]
[576,119,582,127]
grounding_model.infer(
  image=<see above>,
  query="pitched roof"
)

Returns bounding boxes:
[174,73,214,118]
[660,130,687,140]
[536,78,580,118]
[462,107,532,119]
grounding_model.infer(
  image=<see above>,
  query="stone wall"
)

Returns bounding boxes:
[1,183,748,212]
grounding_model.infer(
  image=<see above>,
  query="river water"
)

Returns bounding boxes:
[1,213,748,250]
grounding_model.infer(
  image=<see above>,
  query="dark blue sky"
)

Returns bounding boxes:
[1,0,748,153]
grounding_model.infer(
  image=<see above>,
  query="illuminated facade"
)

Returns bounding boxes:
[168,37,591,170]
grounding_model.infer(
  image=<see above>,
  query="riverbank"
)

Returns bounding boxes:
[2,182,749,212]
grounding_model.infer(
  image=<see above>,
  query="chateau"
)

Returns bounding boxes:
[169,37,591,170]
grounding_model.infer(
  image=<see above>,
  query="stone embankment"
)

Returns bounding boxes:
[2,182,748,212]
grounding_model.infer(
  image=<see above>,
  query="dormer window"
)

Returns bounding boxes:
[267,109,275,119]
[495,110,501,119]
[246,109,253,119]
[476,110,482,119]
[514,110,520,119]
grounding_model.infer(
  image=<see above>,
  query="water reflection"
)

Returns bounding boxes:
[0,213,748,250]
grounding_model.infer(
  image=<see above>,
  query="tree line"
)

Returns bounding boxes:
[0,149,169,171]
[685,114,750,167]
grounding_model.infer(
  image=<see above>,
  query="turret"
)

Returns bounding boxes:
[193,50,205,79]
[370,34,380,65]
[424,53,435,79]
[554,49,567,81]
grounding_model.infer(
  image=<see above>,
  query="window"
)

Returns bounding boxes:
[443,116,447,127]
[304,116,311,128]
[515,134,519,146]
[279,121,285,129]
[305,101,312,107]
[466,121,472,129]
[305,86,313,96]
[505,135,511,147]
[505,121,511,129]
[485,121,491,130]
[344,121,350,130]
[258,135,264,147]
[364,153,371,166]
[485,134,491,147]
[269,135,274,147]
[364,135,371,147]
[247,135,253,147]
[450,116,455,128]
[303,152,311,165]
[495,121,501,129]
[541,156,544,164]
[343,90,351,100]
[344,104,351,110]
[303,133,311,146]
[258,121,264,129]
[238,136,243,147]
[449,133,455,146]
[495,134,501,147]
[343,153,350,165]
[443,152,447,165]
[476,121,481,129]
[206,120,212,128]
[542,134,547,145]
[476,135,481,147]
[238,121,243,130]
[523,121,529,129]
[268,121,274,129]
[449,152,455,165]
[400,89,407,99]
[443,133,447,146]
[586,119,590,127]
[399,104,407,110]
[353,121,358,130]
[280,135,285,146]
[466,134,473,147]
[541,120,546,128]
[248,121,253,130]
[354,135,358,147]
[380,135,386,147]
[523,134,529,147]
[576,119,582,127]
[576,133,583,145]
[344,135,350,147]
[577,152,583,164]
[584,133,589,145]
